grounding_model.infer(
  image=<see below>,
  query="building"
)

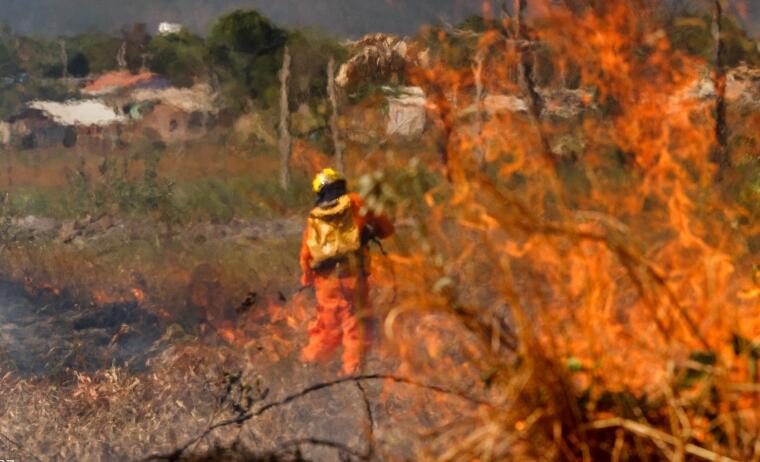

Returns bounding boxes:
[385,86,427,139]
[122,83,218,142]
[5,100,123,149]
[158,22,183,36]
[82,70,170,97]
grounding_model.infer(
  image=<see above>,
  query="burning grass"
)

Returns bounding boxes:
[355,1,760,460]
[2,2,760,460]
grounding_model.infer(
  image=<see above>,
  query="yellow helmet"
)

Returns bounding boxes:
[312,168,344,193]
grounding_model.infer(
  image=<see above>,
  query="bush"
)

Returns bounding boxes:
[207,9,288,112]
[148,30,207,88]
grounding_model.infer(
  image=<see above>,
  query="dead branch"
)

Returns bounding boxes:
[472,50,485,168]
[355,380,375,460]
[278,437,370,461]
[142,374,490,461]
[711,0,730,175]
[279,46,292,190]
[588,418,739,462]
[0,431,42,462]
[327,57,344,172]
[504,0,556,166]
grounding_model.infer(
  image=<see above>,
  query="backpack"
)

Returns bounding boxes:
[306,195,362,269]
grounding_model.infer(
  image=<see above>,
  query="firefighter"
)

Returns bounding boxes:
[299,168,394,375]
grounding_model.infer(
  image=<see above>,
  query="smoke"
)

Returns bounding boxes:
[0,0,490,38]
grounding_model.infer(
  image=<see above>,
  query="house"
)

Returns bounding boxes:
[4,100,123,149]
[385,86,427,139]
[158,22,183,35]
[6,108,71,149]
[82,70,170,97]
[28,100,125,127]
[129,83,217,115]
[122,83,218,142]
[4,74,217,149]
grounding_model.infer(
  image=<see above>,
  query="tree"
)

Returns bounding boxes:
[121,23,151,72]
[711,0,729,173]
[0,40,20,78]
[327,57,343,171]
[286,29,345,108]
[69,32,122,74]
[67,52,90,78]
[279,46,292,190]
[148,30,207,87]
[15,36,60,78]
[207,9,287,111]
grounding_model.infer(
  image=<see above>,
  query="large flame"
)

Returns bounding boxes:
[360,0,760,459]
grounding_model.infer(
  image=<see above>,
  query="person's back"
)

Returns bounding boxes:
[299,168,394,375]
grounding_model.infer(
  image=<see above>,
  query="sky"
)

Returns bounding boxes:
[0,0,756,39]
[0,0,488,38]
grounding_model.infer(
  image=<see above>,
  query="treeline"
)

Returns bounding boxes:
[0,6,757,120]
[0,9,345,117]
[426,8,760,88]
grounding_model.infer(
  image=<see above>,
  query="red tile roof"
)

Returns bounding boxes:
[83,70,168,95]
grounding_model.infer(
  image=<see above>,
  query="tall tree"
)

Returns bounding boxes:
[504,0,555,165]
[279,46,292,190]
[711,0,730,175]
[327,57,343,172]
[472,50,485,167]
[207,9,287,111]
[147,30,207,87]
[121,23,151,72]
[59,39,68,79]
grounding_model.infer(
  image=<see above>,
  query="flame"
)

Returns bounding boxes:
[360,0,760,458]
[217,326,238,345]
[131,288,145,304]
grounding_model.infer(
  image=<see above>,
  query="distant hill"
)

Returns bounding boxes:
[0,0,485,38]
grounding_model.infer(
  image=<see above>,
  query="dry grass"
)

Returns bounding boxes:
[0,342,235,461]
[354,2,760,460]
[3,4,760,460]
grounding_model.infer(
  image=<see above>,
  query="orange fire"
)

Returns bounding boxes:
[131,288,145,304]
[355,0,760,459]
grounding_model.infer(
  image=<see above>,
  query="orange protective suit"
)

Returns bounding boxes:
[299,192,394,375]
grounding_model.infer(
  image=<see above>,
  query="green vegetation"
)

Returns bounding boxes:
[0,137,313,223]
[207,9,288,111]
[0,8,346,119]
[287,29,346,110]
[147,30,207,87]
[0,78,75,119]
[667,14,760,66]
[67,32,123,75]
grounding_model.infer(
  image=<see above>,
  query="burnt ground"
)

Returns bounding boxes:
[0,216,459,460]
[0,280,163,376]
[0,278,436,461]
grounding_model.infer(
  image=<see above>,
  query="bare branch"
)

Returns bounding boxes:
[142,374,490,461]
[711,0,731,175]
[279,46,292,190]
[278,437,370,461]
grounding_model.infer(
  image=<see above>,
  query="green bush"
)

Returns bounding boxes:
[148,30,207,87]
[207,9,288,112]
